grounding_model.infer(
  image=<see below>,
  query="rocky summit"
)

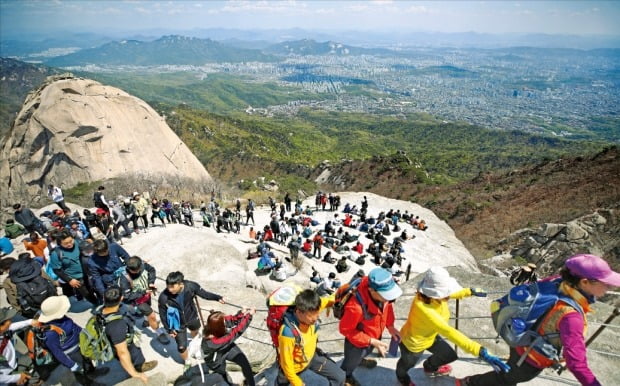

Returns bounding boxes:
[0,74,211,207]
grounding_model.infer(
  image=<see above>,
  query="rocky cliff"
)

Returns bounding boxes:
[0,74,212,207]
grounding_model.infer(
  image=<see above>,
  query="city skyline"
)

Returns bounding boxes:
[1,0,619,39]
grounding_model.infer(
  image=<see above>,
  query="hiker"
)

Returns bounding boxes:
[34,296,109,384]
[109,201,131,238]
[47,185,69,212]
[0,237,14,257]
[87,239,130,302]
[93,186,110,214]
[21,234,47,264]
[276,289,345,386]
[339,268,403,386]
[312,233,324,259]
[49,229,97,304]
[181,203,194,226]
[150,198,166,227]
[302,239,312,254]
[121,199,139,233]
[246,200,255,225]
[316,272,341,297]
[118,256,169,344]
[4,219,26,240]
[200,309,256,385]
[457,254,620,386]
[396,267,506,386]
[336,256,350,273]
[13,204,45,235]
[132,192,149,230]
[8,253,56,318]
[101,286,158,383]
[0,307,38,385]
[287,236,301,261]
[158,271,225,361]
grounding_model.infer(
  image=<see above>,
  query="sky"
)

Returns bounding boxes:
[1,0,619,38]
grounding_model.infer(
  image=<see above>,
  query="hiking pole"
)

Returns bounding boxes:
[557,307,619,375]
[195,296,206,329]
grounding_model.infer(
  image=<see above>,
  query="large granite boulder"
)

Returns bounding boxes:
[0,74,211,207]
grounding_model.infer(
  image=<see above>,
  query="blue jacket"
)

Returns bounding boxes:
[43,316,82,369]
[87,242,130,297]
[0,237,13,254]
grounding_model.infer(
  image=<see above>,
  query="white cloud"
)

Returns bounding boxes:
[403,5,431,14]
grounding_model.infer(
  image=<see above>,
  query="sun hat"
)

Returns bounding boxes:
[368,267,402,301]
[417,266,462,299]
[566,254,620,287]
[0,307,17,323]
[38,295,71,323]
[133,192,139,198]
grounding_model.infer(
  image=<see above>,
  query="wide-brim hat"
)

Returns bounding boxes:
[0,307,17,323]
[38,295,70,323]
[417,266,462,299]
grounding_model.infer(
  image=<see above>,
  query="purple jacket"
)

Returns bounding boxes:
[559,312,601,386]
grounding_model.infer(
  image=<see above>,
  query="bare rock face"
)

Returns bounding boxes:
[0,74,211,206]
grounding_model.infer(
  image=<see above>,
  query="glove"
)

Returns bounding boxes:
[479,347,510,373]
[470,288,487,297]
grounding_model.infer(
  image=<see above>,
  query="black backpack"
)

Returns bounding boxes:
[16,276,56,318]
[93,191,104,208]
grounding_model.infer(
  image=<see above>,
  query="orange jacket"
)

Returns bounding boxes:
[338,276,395,347]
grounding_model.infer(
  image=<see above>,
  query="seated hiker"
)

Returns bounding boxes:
[316,272,341,297]
[271,259,297,282]
[4,219,26,240]
[258,251,277,273]
[322,251,337,264]
[302,239,312,254]
[343,232,358,243]
[0,236,15,257]
[336,256,350,273]
[310,268,321,285]
[34,296,110,384]
[417,219,427,231]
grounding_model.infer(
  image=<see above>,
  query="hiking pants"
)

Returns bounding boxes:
[277,350,345,386]
[340,338,375,377]
[60,279,98,304]
[396,335,457,384]
[212,344,255,386]
[464,347,542,386]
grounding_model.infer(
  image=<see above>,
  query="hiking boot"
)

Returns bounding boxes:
[423,363,452,377]
[345,376,361,386]
[157,332,171,344]
[455,377,470,386]
[360,358,377,368]
[137,360,158,372]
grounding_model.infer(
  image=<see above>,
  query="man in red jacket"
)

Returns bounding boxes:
[339,268,402,386]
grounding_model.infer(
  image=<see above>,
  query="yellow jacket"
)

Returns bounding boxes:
[278,296,332,386]
[399,288,482,355]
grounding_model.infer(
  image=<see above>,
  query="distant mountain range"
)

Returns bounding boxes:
[264,39,395,56]
[44,35,278,66]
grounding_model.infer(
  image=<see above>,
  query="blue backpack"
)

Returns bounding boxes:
[491,278,583,365]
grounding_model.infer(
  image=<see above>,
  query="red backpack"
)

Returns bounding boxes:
[265,285,302,349]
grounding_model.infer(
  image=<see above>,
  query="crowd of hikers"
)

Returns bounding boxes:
[0,184,618,386]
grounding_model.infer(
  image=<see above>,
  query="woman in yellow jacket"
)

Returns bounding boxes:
[396,267,509,386]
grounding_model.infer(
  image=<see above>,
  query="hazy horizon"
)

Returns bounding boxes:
[2,1,619,41]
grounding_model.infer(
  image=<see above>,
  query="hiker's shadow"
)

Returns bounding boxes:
[142,324,184,364]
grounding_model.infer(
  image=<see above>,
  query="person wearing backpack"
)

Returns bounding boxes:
[458,254,620,386]
[118,256,169,344]
[87,239,130,302]
[97,286,157,383]
[338,267,402,386]
[395,267,507,386]
[48,229,97,304]
[8,253,56,319]
[277,289,345,386]
[33,296,109,384]
[92,186,110,214]
[0,307,38,385]
[158,271,225,362]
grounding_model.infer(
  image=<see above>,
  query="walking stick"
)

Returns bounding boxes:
[194,296,206,329]
[557,307,619,375]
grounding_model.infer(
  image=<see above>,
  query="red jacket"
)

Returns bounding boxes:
[353,243,363,254]
[338,276,395,348]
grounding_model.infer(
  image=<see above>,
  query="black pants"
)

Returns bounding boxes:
[60,279,98,304]
[340,338,374,377]
[277,350,345,386]
[212,344,255,386]
[395,336,457,384]
[465,347,542,386]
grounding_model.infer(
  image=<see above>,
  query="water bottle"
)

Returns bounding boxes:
[511,318,527,335]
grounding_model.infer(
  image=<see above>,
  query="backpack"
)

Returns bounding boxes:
[491,278,583,363]
[26,324,66,366]
[265,285,302,349]
[16,276,57,318]
[93,191,104,208]
[80,308,141,365]
[332,278,371,320]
